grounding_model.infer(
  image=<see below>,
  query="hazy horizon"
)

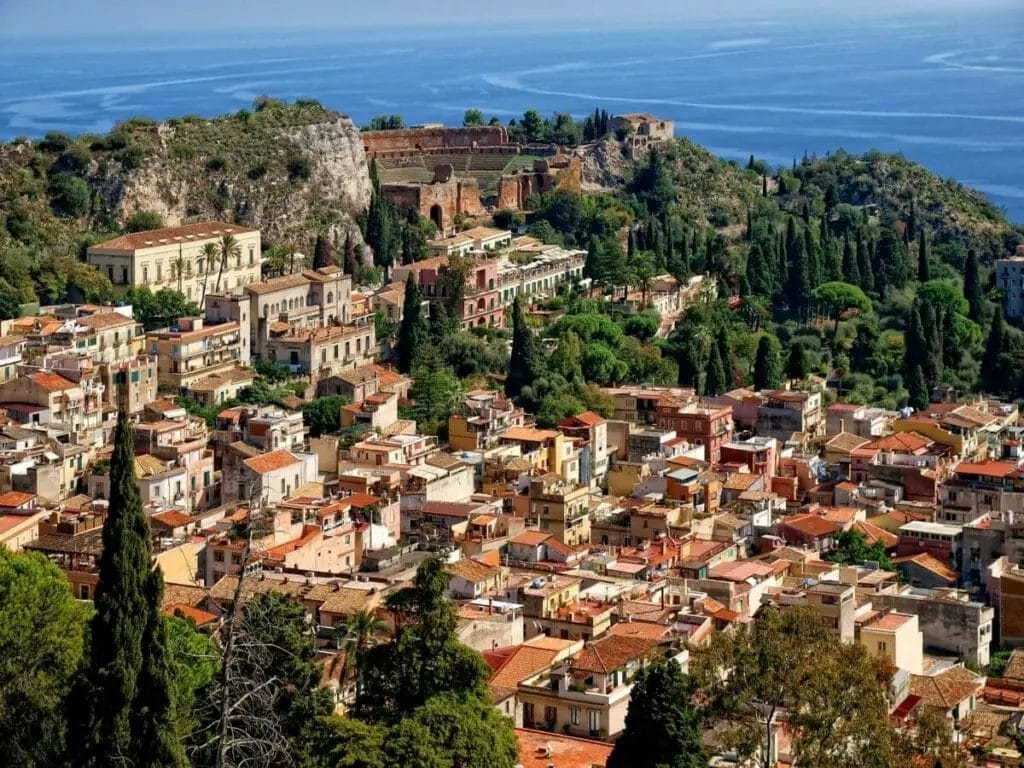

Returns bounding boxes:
[1,0,1019,38]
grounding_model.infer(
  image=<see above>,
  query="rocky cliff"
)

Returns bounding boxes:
[0,100,372,259]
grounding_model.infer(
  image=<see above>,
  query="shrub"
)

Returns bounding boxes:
[286,153,311,181]
[56,145,92,176]
[125,211,165,233]
[37,130,71,153]
[115,145,145,170]
[205,155,227,172]
[247,163,268,180]
[49,173,90,218]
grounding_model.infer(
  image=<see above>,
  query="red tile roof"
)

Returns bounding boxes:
[166,603,218,627]
[516,729,611,768]
[892,553,957,583]
[780,513,841,538]
[573,634,659,674]
[90,221,255,252]
[151,511,192,529]
[0,491,35,507]
[32,372,77,392]
[910,666,983,708]
[244,449,301,474]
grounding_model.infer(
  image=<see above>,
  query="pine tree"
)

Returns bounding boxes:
[842,233,860,286]
[396,273,426,373]
[964,248,984,322]
[81,410,181,767]
[981,307,1006,394]
[917,230,930,282]
[787,341,809,381]
[505,297,543,399]
[753,334,784,390]
[312,233,333,269]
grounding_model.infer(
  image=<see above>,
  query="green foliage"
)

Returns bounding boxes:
[462,109,485,126]
[286,152,312,181]
[396,273,427,373]
[608,662,706,768]
[356,557,491,723]
[787,340,809,381]
[302,395,350,437]
[49,172,90,218]
[124,286,200,331]
[0,549,88,767]
[506,297,546,399]
[363,114,405,131]
[753,334,784,390]
[409,348,464,436]
[165,614,218,742]
[125,210,166,232]
[694,606,898,768]
[828,530,894,570]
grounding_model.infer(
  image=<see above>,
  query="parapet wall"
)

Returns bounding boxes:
[362,126,510,157]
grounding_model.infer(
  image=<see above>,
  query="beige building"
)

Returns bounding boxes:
[265,322,375,381]
[87,221,262,302]
[858,610,924,675]
[146,317,243,391]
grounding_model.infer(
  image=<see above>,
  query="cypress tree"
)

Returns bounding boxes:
[907,197,918,243]
[717,328,732,390]
[787,341,809,381]
[784,218,811,317]
[585,236,603,282]
[762,173,768,197]
[753,334,784,390]
[917,230,930,282]
[804,224,820,289]
[981,307,1006,394]
[745,207,753,242]
[132,567,186,767]
[856,231,874,293]
[312,233,333,269]
[919,302,943,389]
[964,248,984,322]
[842,233,860,286]
[506,297,543,399]
[679,228,690,276]
[703,342,728,396]
[746,242,774,298]
[82,410,180,767]
[396,273,426,373]
[907,362,929,409]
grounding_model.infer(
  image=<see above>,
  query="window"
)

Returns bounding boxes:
[142,266,149,282]
[878,641,887,652]
[79,584,90,599]
[588,709,600,733]
[214,550,224,562]
[570,706,580,726]
[281,479,286,493]
[544,706,557,725]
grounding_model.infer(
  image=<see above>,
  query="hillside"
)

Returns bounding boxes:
[0,98,370,273]
[583,137,1021,260]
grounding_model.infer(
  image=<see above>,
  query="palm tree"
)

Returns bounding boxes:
[215,234,240,295]
[171,252,187,294]
[334,609,390,702]
[198,241,219,307]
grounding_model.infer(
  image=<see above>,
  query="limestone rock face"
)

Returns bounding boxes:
[98,115,372,253]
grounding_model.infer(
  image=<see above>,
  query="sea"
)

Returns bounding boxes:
[2,9,1023,220]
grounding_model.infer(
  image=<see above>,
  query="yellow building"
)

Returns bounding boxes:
[87,221,262,302]
[499,426,566,476]
[859,610,923,675]
[528,475,591,547]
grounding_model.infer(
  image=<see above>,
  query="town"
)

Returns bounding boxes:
[2,112,1024,768]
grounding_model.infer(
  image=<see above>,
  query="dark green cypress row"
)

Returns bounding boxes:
[82,410,161,767]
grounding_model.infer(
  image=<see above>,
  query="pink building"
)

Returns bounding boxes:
[393,256,504,330]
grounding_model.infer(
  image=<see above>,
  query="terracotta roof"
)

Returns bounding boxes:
[319,586,379,617]
[955,460,1018,479]
[244,449,301,474]
[162,582,208,609]
[723,473,760,491]
[151,510,192,529]
[852,521,899,549]
[31,371,78,392]
[910,666,983,708]
[490,646,559,690]
[869,432,931,452]
[448,558,500,584]
[246,272,310,295]
[167,603,218,627]
[510,530,553,546]
[892,553,957,583]
[0,491,35,507]
[573,634,659,674]
[516,729,612,768]
[607,621,670,641]
[501,426,560,443]
[780,513,840,538]
[1003,648,1024,681]
[77,311,136,330]
[90,221,256,251]
[826,431,871,453]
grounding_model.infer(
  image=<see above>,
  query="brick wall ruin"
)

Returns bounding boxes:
[363,126,509,157]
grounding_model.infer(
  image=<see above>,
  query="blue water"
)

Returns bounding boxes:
[2,11,1023,220]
